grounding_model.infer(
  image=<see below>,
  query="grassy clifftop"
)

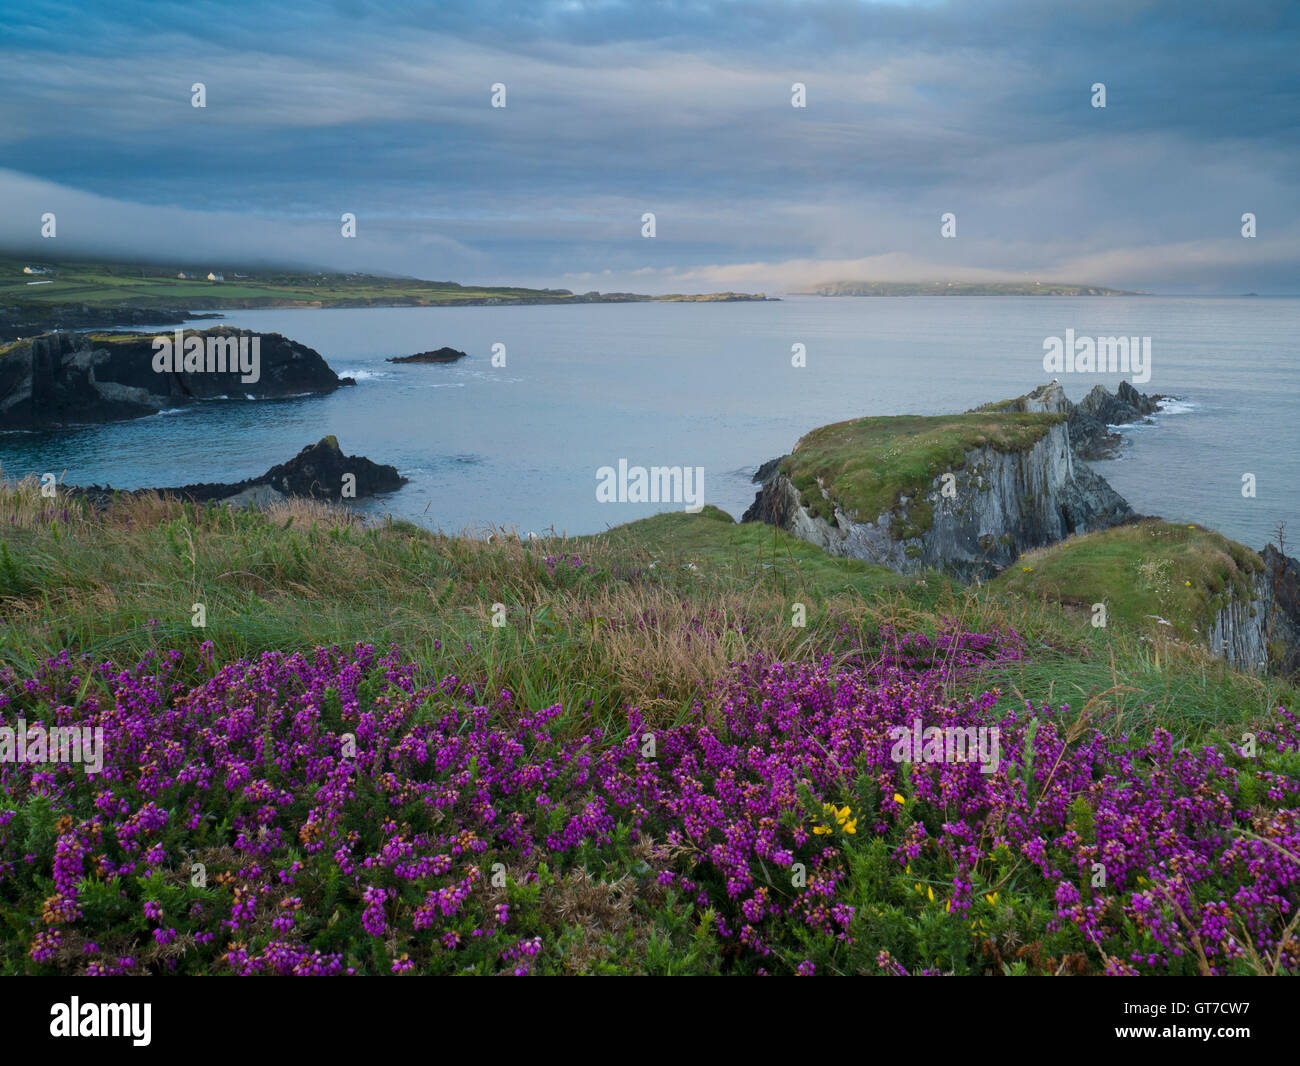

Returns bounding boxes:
[780,411,1066,530]
[992,519,1265,642]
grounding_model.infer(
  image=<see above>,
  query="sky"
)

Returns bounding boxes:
[0,0,1297,293]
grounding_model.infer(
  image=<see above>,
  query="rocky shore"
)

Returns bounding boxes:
[0,305,224,344]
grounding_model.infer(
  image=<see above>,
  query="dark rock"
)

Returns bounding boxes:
[259,436,406,499]
[1261,544,1300,676]
[743,458,788,523]
[1117,380,1160,415]
[971,380,1170,462]
[387,347,468,364]
[1076,384,1141,425]
[752,457,784,484]
[68,436,407,507]
[1066,409,1122,460]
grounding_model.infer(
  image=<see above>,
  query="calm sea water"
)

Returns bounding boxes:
[2,296,1295,549]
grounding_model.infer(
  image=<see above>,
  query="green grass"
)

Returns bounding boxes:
[580,504,930,602]
[991,519,1264,643]
[0,485,1291,750]
[780,411,1065,535]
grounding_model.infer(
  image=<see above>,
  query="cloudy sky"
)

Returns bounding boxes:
[1,0,1296,293]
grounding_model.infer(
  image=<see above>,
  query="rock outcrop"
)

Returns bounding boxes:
[979,378,1170,461]
[0,329,351,430]
[743,382,1135,581]
[69,436,406,507]
[387,347,468,364]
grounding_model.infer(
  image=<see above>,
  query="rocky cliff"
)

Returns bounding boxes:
[0,328,350,430]
[743,382,1135,581]
[1210,544,1300,674]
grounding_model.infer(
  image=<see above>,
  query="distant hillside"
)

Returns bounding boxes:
[795,280,1144,297]
[0,256,772,338]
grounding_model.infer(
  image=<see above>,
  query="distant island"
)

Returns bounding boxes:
[794,280,1144,297]
[0,256,773,341]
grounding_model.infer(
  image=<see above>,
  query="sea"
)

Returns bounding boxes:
[2,295,1295,550]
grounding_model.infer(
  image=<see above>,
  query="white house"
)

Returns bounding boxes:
[22,266,49,275]
[206,272,225,282]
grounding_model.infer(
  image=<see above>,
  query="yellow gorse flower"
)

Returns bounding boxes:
[985,892,998,905]
[813,802,856,834]
[893,793,905,804]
